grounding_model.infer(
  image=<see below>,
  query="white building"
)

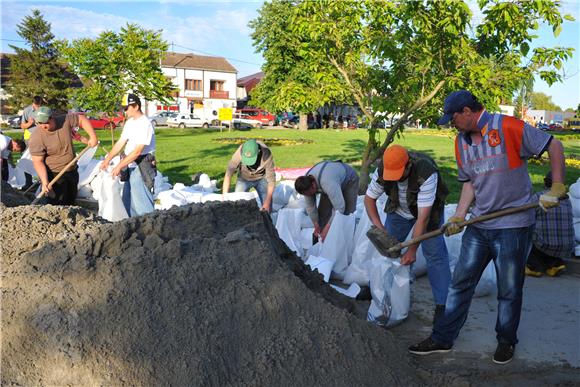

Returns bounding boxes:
[145,53,237,122]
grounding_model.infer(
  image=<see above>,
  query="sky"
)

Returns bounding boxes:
[1,0,579,110]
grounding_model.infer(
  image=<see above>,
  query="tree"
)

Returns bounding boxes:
[61,24,176,130]
[530,91,561,111]
[512,78,534,119]
[251,0,574,190]
[249,0,354,130]
[7,10,76,112]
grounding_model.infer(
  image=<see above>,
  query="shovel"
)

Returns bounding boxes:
[31,145,94,205]
[367,202,542,258]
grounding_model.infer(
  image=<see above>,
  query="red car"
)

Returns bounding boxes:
[79,112,125,129]
[240,108,277,126]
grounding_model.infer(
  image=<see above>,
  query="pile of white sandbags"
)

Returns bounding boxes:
[567,178,580,256]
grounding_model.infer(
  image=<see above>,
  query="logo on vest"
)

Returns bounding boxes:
[488,129,501,147]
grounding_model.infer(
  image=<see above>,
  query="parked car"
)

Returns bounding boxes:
[240,108,277,126]
[149,111,177,127]
[223,113,263,129]
[549,122,564,131]
[537,123,550,131]
[80,112,125,129]
[7,115,21,129]
[167,113,211,128]
[282,115,320,129]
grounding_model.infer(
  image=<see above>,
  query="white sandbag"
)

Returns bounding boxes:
[571,198,580,219]
[305,255,334,282]
[285,193,306,209]
[568,179,580,199]
[275,208,306,257]
[78,158,101,187]
[272,180,296,210]
[412,245,428,278]
[300,212,314,229]
[155,190,189,210]
[343,207,385,286]
[474,261,496,297]
[367,257,411,327]
[16,149,36,176]
[300,227,314,251]
[97,171,128,222]
[192,173,217,192]
[575,220,580,243]
[321,212,356,280]
[154,171,172,196]
[77,146,97,167]
[8,164,27,188]
[330,283,361,298]
[77,185,93,199]
[89,171,104,201]
[201,193,223,203]
[225,191,259,203]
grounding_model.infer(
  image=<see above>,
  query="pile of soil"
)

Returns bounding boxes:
[0,181,31,207]
[0,201,458,386]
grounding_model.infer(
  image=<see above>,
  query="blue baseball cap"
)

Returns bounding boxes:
[437,90,477,125]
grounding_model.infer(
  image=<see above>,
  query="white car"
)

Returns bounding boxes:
[167,113,211,128]
[223,113,262,129]
[149,111,177,127]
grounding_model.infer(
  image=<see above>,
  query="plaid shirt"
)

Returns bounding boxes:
[532,192,575,259]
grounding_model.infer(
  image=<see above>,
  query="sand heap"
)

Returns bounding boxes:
[1,201,449,386]
[0,181,31,208]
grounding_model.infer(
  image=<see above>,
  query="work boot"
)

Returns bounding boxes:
[546,264,566,277]
[525,264,544,277]
[433,304,445,325]
[408,337,452,355]
[492,343,515,364]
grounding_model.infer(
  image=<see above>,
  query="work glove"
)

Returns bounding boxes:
[441,216,465,237]
[539,182,566,211]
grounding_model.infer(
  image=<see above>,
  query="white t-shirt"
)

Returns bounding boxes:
[120,115,155,167]
[0,134,11,158]
[366,169,437,219]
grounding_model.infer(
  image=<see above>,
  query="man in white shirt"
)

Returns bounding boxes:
[364,145,451,323]
[100,93,156,216]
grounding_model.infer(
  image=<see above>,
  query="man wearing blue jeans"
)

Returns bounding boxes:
[365,145,451,322]
[222,139,275,212]
[100,93,156,216]
[409,90,565,364]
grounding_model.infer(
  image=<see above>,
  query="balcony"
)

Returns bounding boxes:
[210,90,229,99]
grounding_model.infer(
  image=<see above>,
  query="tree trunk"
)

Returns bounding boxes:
[299,113,308,131]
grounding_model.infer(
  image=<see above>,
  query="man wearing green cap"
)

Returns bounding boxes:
[29,106,98,205]
[222,139,276,212]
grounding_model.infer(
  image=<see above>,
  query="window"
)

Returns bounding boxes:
[185,79,202,91]
[210,80,225,91]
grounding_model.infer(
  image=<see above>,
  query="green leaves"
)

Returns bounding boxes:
[61,23,175,116]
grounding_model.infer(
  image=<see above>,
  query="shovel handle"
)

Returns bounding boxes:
[31,145,94,205]
[386,202,540,253]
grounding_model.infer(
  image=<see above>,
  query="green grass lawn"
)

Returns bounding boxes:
[9,126,580,203]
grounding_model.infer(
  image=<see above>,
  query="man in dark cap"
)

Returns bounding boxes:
[100,93,156,216]
[409,90,566,365]
[222,139,276,212]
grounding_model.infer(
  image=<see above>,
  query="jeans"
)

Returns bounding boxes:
[385,212,450,306]
[235,177,268,205]
[122,167,154,216]
[431,225,534,347]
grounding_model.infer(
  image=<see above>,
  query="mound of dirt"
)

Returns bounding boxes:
[0,181,31,207]
[1,201,456,386]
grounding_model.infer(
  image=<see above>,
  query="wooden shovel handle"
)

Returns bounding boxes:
[31,145,94,205]
[386,202,540,253]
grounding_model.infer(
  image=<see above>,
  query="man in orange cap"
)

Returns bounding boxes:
[364,144,451,323]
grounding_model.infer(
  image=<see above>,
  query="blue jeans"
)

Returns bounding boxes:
[431,225,533,347]
[122,167,154,217]
[385,212,450,305]
[235,177,268,204]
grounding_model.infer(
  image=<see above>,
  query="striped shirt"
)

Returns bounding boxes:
[367,169,437,219]
[532,192,575,259]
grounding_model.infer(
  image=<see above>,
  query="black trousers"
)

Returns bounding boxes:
[527,244,564,271]
[46,168,79,205]
[1,158,8,182]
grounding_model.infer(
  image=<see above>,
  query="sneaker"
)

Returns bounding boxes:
[546,264,566,277]
[525,265,544,277]
[409,337,452,355]
[492,343,514,364]
[433,304,445,325]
